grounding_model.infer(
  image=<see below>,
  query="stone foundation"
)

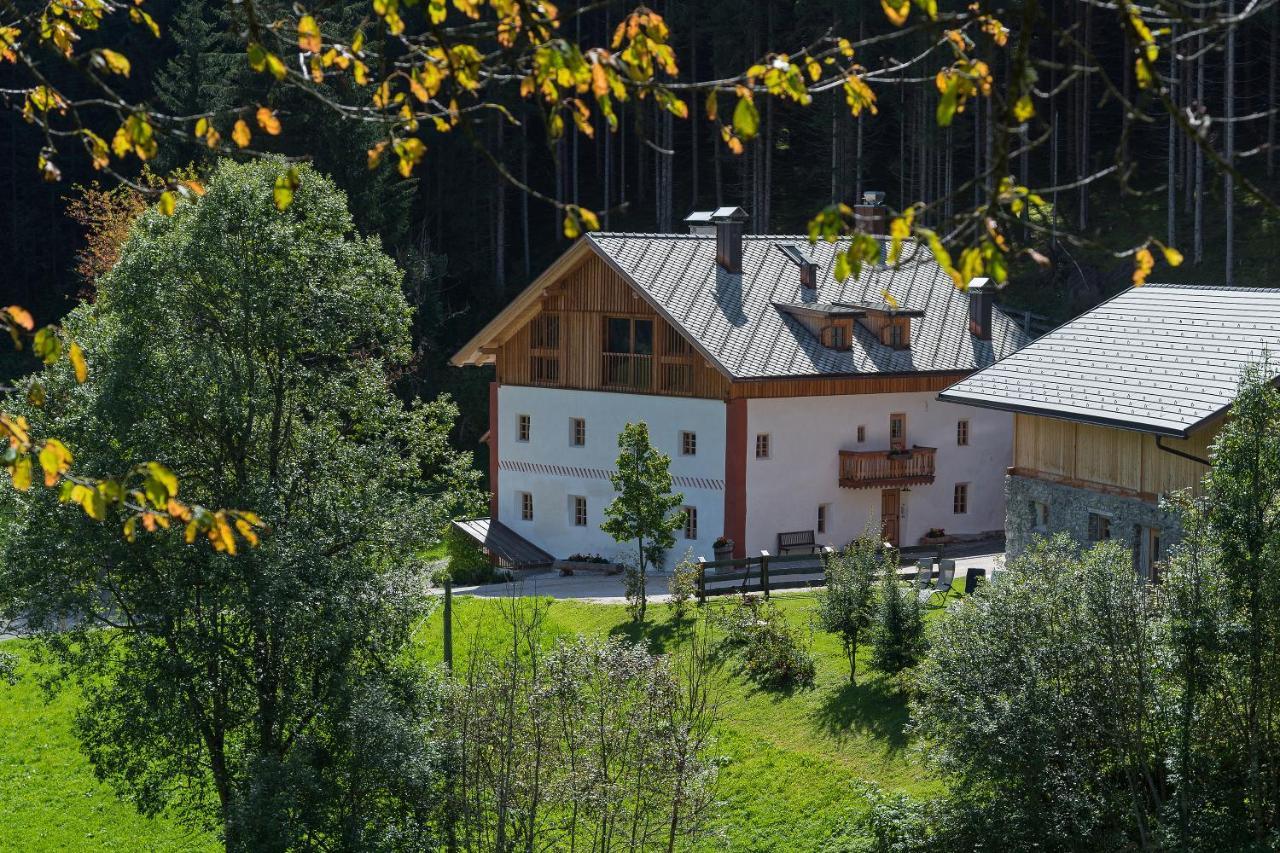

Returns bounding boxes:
[1005,474,1182,565]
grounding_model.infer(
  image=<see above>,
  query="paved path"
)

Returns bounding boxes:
[451,549,1005,604]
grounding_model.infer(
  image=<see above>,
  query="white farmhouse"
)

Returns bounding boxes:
[451,199,1030,569]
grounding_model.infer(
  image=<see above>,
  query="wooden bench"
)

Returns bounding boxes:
[777,529,816,555]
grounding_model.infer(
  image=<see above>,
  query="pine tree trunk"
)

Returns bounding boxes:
[1194,32,1205,264]
[495,118,506,291]
[1225,0,1236,286]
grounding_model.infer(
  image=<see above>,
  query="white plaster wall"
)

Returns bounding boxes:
[743,392,1012,555]
[497,386,726,570]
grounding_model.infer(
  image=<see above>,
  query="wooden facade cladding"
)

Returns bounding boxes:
[1012,412,1215,501]
[729,372,966,399]
[493,253,731,399]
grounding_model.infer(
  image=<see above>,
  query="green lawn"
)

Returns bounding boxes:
[0,590,955,851]
[0,644,218,852]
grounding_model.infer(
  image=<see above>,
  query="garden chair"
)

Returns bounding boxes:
[922,560,956,604]
[915,562,934,600]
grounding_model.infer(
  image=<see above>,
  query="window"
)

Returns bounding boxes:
[681,431,697,456]
[1087,512,1111,542]
[1031,501,1050,531]
[529,313,561,349]
[889,413,906,450]
[822,324,846,349]
[605,317,654,354]
[953,483,969,515]
[520,492,533,521]
[888,323,904,349]
[604,317,654,388]
[570,417,586,447]
[817,504,829,535]
[517,414,531,442]
[755,433,771,459]
[573,496,587,527]
[956,419,970,446]
[683,505,698,540]
[857,425,866,443]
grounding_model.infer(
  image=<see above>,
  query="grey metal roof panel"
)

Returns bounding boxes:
[586,233,1028,379]
[938,283,1280,435]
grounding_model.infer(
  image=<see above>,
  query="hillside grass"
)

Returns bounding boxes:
[0,589,958,851]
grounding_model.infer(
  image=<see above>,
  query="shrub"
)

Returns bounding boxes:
[668,550,700,618]
[870,570,927,675]
[444,525,496,585]
[564,553,611,564]
[817,533,881,684]
[715,594,815,689]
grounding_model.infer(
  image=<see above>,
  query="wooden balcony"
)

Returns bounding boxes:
[602,353,654,390]
[839,446,937,489]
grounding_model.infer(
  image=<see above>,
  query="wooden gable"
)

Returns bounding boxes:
[492,252,730,399]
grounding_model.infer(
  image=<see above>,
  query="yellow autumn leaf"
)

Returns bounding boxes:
[1133,247,1155,285]
[38,438,72,487]
[68,341,87,382]
[11,455,31,491]
[256,107,281,135]
[274,167,301,210]
[96,49,131,77]
[297,14,321,53]
[232,119,251,148]
[158,190,176,216]
[1163,245,1184,267]
[5,305,34,331]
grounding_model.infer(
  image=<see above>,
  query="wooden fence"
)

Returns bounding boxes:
[695,547,835,603]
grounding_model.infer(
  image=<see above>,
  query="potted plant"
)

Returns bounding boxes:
[713,536,734,562]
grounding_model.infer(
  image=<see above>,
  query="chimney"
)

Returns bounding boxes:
[712,206,749,273]
[853,191,888,236]
[684,210,716,236]
[968,277,993,340]
[799,259,818,291]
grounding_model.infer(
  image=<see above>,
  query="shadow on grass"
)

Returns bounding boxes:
[809,673,911,756]
[607,609,697,654]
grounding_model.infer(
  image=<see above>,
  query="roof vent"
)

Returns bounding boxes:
[777,244,818,292]
[853,191,888,236]
[713,206,749,274]
[968,277,993,340]
[684,210,716,236]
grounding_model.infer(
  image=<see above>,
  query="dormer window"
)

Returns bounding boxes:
[821,324,848,349]
[886,321,907,349]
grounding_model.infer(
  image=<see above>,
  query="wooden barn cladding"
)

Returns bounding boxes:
[493,253,730,399]
[1012,413,1214,501]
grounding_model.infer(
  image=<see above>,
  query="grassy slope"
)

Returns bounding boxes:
[0,590,952,851]
[0,644,217,852]
[417,592,952,852]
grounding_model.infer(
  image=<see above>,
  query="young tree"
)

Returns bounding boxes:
[0,158,483,849]
[870,566,926,676]
[602,422,684,623]
[817,534,880,684]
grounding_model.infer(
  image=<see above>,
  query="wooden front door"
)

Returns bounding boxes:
[881,488,901,547]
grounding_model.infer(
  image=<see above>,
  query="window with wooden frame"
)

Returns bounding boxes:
[1031,500,1050,531]
[529,313,561,349]
[683,505,698,540]
[517,414,531,442]
[519,491,533,521]
[573,496,587,527]
[570,417,586,447]
[952,483,969,515]
[857,425,866,443]
[956,419,970,446]
[604,316,654,388]
[817,504,829,535]
[680,431,697,456]
[529,313,561,385]
[883,318,910,350]
[1088,512,1112,542]
[755,433,771,459]
[889,414,906,450]
[821,324,847,349]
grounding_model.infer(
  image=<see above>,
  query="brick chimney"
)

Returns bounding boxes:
[853,191,888,236]
[968,277,993,340]
[713,206,749,273]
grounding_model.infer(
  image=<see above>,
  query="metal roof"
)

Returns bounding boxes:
[938,283,1280,437]
[451,517,554,568]
[586,233,1029,379]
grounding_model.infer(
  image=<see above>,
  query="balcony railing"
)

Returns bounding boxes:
[839,446,936,489]
[602,353,653,390]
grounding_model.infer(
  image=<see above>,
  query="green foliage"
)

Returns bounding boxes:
[870,572,926,676]
[444,524,494,585]
[668,549,700,619]
[601,421,684,623]
[818,533,882,683]
[0,159,482,849]
[714,594,816,690]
